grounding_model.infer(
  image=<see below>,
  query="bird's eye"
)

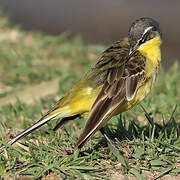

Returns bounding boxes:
[149,32,155,39]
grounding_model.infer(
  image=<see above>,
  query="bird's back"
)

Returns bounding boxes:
[50,38,130,118]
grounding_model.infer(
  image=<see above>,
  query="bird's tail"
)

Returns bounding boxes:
[7,98,74,145]
[7,112,59,145]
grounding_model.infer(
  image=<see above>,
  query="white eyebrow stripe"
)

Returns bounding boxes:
[137,26,153,45]
[143,26,153,36]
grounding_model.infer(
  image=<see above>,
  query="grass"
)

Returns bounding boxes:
[0,13,180,179]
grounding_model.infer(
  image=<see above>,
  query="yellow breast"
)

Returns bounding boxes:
[138,36,162,77]
[118,37,162,113]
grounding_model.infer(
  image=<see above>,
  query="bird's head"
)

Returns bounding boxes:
[128,17,162,56]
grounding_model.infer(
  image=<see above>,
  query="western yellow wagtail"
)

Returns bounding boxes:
[7,17,162,148]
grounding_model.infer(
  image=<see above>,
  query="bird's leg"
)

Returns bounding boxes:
[99,128,117,148]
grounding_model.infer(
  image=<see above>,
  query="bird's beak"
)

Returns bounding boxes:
[129,48,133,56]
[129,47,136,57]
[129,44,138,57]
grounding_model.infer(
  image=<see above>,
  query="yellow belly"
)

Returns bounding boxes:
[54,70,156,119]
[127,77,153,109]
[115,75,155,115]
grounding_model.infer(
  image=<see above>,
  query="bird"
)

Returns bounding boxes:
[7,17,162,148]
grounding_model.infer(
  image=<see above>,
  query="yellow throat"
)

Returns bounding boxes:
[138,36,162,77]
[138,36,162,67]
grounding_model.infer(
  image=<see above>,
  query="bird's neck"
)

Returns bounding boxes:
[138,36,162,69]
[138,36,162,77]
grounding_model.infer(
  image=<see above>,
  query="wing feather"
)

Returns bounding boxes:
[76,39,146,148]
[76,68,127,148]
[126,72,144,101]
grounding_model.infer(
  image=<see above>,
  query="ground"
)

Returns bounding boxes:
[0,13,179,179]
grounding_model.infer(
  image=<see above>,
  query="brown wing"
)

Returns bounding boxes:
[76,39,146,148]
[125,54,146,101]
